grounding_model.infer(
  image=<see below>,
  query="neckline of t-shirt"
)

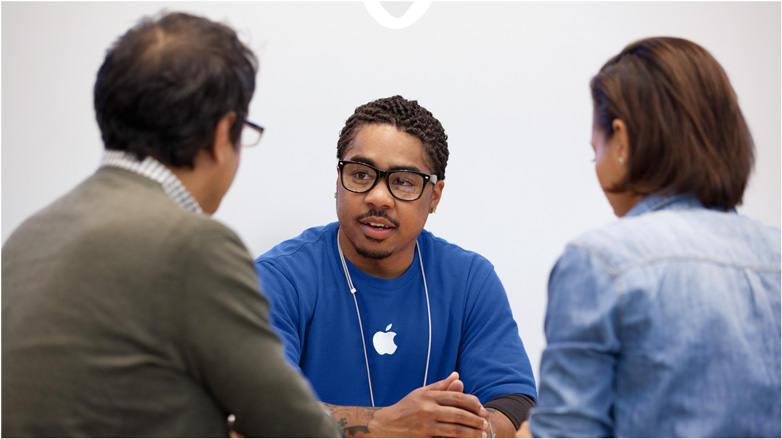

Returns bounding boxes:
[332,230,424,292]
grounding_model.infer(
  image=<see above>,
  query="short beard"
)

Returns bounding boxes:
[356,244,392,260]
[352,209,398,260]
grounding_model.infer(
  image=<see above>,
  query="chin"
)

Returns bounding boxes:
[356,245,393,260]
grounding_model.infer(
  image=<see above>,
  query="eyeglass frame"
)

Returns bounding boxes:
[337,160,438,202]
[240,119,265,147]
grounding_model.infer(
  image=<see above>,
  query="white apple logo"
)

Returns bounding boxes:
[372,323,398,355]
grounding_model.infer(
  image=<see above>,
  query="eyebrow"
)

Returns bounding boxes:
[349,156,424,173]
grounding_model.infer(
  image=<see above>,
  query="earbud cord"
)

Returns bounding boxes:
[337,231,374,407]
[337,229,432,408]
[420,241,432,388]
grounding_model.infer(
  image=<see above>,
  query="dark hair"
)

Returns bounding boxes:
[94,12,258,168]
[337,95,449,181]
[591,37,754,209]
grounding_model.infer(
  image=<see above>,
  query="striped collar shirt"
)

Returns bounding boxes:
[101,150,203,215]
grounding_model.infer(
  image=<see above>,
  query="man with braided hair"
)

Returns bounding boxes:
[255,95,537,437]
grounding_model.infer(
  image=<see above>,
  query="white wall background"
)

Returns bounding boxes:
[3,1,780,386]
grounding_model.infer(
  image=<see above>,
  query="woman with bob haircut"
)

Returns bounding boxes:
[524,37,781,437]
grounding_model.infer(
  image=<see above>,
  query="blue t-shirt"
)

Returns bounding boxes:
[255,222,537,407]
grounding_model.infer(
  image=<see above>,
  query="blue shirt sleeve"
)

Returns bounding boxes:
[529,245,620,437]
[457,258,538,403]
[254,259,304,373]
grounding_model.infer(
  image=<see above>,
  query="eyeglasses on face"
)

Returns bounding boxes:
[240,120,264,147]
[338,160,438,201]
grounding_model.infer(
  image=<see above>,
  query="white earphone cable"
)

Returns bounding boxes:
[337,229,432,407]
[418,242,432,387]
[338,232,375,407]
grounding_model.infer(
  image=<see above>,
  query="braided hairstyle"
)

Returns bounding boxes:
[337,96,449,181]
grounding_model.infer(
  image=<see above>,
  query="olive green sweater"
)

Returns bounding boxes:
[2,167,338,437]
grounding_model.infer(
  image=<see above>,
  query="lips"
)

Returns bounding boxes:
[357,214,398,240]
[360,219,395,230]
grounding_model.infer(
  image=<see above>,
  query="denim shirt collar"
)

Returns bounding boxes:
[625,193,712,218]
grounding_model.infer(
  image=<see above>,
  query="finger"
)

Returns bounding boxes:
[427,406,489,437]
[433,421,488,438]
[425,371,460,391]
[445,378,464,393]
[428,400,489,430]
[433,391,487,417]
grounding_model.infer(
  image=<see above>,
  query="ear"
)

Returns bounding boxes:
[611,119,630,164]
[429,180,445,211]
[211,111,238,164]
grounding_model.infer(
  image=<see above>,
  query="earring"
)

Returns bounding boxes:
[429,207,437,214]
[334,192,337,199]
[618,157,626,166]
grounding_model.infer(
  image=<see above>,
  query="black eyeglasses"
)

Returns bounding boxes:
[338,160,437,201]
[240,120,264,147]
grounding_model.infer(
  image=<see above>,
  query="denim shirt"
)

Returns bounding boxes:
[529,194,781,438]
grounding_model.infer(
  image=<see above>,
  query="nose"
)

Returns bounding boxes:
[364,177,395,209]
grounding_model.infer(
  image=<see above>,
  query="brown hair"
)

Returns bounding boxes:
[591,37,754,209]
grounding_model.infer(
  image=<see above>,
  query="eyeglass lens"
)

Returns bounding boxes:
[341,162,425,200]
[240,122,263,147]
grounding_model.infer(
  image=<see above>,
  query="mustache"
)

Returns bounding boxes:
[356,209,400,228]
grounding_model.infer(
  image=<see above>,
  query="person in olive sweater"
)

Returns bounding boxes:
[2,11,338,438]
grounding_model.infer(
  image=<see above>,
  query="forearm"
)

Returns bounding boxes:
[487,409,516,438]
[484,394,536,431]
[322,403,381,438]
[322,374,490,438]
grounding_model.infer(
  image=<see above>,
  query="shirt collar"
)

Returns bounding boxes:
[100,150,204,215]
[625,193,724,218]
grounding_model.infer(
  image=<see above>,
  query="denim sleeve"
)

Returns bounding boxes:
[529,245,620,438]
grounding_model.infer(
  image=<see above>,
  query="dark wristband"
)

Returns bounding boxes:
[484,393,536,430]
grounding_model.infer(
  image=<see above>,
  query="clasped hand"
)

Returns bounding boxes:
[368,372,491,438]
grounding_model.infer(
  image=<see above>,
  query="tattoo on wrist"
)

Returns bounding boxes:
[322,403,380,437]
